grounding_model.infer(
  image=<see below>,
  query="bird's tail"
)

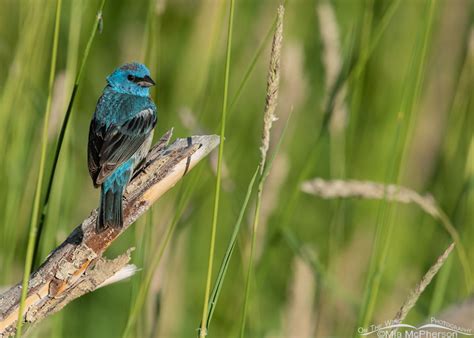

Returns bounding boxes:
[97,185,124,232]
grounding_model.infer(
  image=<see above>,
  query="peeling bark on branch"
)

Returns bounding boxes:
[0,131,220,337]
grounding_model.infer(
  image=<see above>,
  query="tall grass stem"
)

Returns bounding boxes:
[239,5,284,336]
[205,168,259,332]
[32,0,107,267]
[16,0,62,335]
[277,0,402,243]
[358,0,438,328]
[198,1,235,337]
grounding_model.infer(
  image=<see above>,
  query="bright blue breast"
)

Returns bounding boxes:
[95,86,157,127]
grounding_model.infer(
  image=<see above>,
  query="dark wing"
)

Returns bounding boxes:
[88,108,157,187]
[88,117,106,187]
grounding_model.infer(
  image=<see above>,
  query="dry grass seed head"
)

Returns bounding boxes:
[301,178,440,219]
[260,5,284,171]
[393,243,455,324]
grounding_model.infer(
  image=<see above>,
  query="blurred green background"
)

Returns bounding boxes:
[0,0,473,337]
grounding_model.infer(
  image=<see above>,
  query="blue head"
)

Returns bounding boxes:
[106,62,155,97]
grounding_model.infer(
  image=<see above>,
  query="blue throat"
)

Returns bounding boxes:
[107,81,150,97]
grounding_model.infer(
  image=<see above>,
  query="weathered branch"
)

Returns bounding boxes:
[0,130,220,337]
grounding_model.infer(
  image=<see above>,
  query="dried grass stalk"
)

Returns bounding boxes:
[301,177,473,293]
[260,4,284,171]
[255,154,289,261]
[240,5,285,336]
[301,178,440,218]
[393,242,455,323]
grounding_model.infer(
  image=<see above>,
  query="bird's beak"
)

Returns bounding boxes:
[138,75,155,87]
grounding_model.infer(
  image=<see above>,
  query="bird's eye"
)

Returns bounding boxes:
[127,75,135,81]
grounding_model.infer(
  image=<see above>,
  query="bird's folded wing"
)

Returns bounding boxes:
[88,108,157,186]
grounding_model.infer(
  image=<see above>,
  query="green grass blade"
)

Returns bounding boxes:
[239,109,290,337]
[16,0,62,335]
[36,0,83,268]
[430,169,474,313]
[357,0,438,328]
[203,8,289,333]
[429,253,454,315]
[228,19,275,114]
[277,0,402,237]
[239,178,263,338]
[199,0,235,337]
[205,167,259,331]
[32,0,107,267]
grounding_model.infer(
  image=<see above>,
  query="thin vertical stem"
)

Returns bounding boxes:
[16,0,62,335]
[32,0,107,267]
[357,0,438,328]
[239,177,263,338]
[239,5,284,336]
[199,0,235,337]
[205,167,259,331]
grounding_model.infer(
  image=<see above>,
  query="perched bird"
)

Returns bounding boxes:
[88,62,157,232]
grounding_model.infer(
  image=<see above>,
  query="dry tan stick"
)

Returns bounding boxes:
[0,130,219,337]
